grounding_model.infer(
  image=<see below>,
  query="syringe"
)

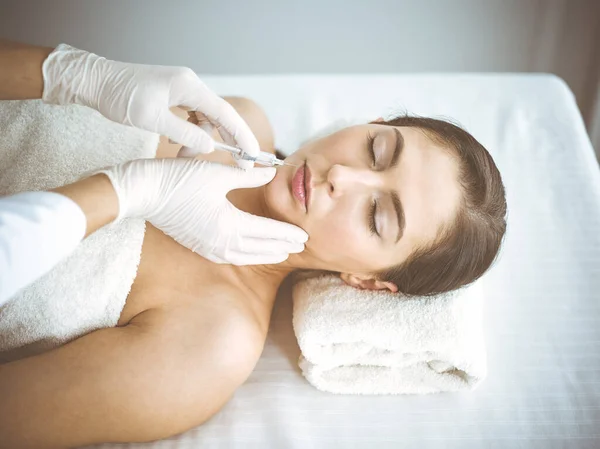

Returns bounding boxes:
[213,142,297,167]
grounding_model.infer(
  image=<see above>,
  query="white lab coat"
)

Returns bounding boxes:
[0,191,86,306]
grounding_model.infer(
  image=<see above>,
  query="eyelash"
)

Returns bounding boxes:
[369,199,379,236]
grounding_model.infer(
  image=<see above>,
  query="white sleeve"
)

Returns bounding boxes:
[0,191,86,306]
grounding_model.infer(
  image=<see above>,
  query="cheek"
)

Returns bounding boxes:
[305,206,372,269]
[308,220,350,251]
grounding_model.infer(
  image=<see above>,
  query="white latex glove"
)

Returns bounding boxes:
[97,159,308,265]
[42,43,259,169]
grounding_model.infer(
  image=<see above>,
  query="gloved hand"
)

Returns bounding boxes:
[42,43,258,169]
[97,158,308,265]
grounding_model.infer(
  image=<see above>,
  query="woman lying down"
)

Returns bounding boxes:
[0,97,507,448]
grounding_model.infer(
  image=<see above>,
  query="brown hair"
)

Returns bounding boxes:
[378,115,507,296]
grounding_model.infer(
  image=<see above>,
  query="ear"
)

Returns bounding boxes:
[371,117,385,124]
[339,273,398,293]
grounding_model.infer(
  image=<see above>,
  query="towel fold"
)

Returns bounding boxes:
[292,273,487,395]
[0,100,158,362]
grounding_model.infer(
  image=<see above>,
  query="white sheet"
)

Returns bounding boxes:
[92,74,600,449]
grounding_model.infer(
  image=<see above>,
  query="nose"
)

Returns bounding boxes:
[326,164,380,198]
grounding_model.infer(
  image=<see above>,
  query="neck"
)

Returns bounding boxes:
[224,185,300,299]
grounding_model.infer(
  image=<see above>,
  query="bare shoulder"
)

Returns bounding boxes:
[123,295,267,432]
[0,293,268,448]
[136,294,267,368]
[137,290,268,382]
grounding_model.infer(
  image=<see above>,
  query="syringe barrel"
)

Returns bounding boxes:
[254,151,280,166]
[214,142,283,166]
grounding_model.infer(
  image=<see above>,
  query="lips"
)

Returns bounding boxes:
[292,163,307,210]
[291,161,313,212]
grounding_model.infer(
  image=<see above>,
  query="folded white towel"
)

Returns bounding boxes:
[0,100,158,362]
[292,273,487,395]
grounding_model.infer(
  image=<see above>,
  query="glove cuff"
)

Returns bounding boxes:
[92,160,163,222]
[91,166,130,222]
[42,43,104,109]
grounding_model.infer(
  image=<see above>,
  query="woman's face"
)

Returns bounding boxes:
[264,124,462,281]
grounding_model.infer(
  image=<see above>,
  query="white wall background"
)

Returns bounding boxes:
[1,0,599,153]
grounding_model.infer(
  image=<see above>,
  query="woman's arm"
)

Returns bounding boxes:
[0,303,264,448]
[0,39,53,100]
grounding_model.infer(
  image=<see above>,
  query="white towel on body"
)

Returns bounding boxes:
[292,273,487,395]
[0,100,158,362]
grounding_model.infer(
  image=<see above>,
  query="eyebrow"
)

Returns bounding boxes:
[391,191,406,243]
[390,128,404,167]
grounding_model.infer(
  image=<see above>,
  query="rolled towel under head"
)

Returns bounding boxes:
[292,272,487,395]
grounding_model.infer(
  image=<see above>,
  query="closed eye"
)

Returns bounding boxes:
[369,198,379,236]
